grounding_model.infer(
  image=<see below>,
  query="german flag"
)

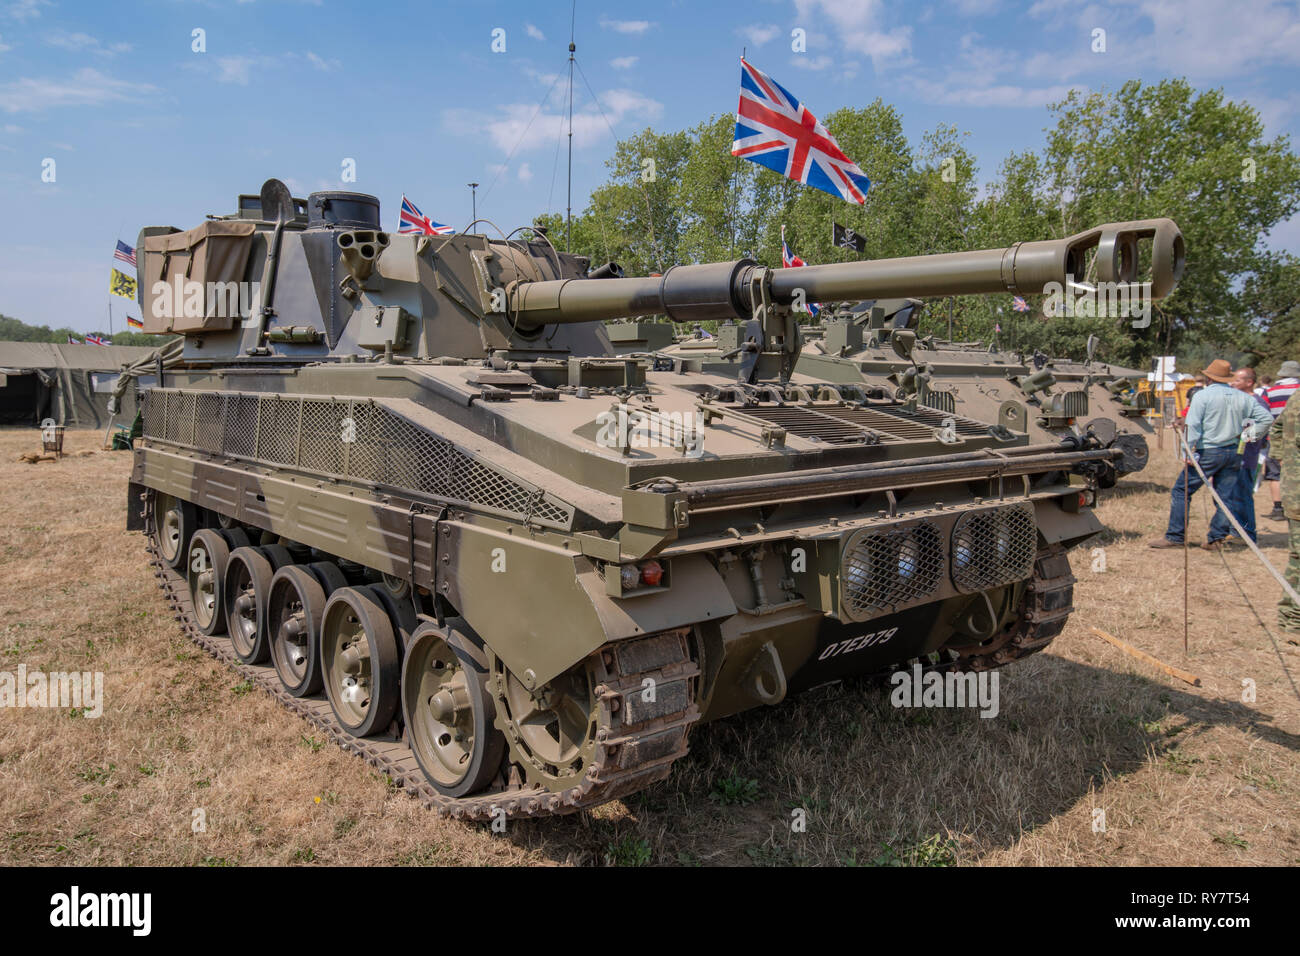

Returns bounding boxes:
[126,316,144,329]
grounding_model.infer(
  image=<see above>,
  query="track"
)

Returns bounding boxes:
[145,518,701,821]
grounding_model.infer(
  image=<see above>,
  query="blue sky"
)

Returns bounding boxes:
[1,0,1298,333]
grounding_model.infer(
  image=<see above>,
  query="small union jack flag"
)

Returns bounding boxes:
[1012,296,1030,312]
[732,59,871,205]
[398,195,454,235]
[67,334,82,345]
[113,240,136,267]
[86,333,111,346]
[780,227,819,317]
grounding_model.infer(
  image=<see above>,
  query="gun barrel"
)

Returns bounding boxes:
[508,218,1184,329]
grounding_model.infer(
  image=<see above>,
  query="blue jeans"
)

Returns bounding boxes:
[1165,445,1242,543]
[1230,462,1258,542]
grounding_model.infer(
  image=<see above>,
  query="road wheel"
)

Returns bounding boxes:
[403,622,504,798]
[321,587,400,736]
[187,529,231,636]
[268,565,328,697]
[154,491,196,571]
[225,547,275,663]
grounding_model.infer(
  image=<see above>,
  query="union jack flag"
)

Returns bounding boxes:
[67,334,82,345]
[86,333,110,346]
[780,227,819,317]
[398,195,454,235]
[1012,295,1030,312]
[113,240,136,267]
[732,59,871,205]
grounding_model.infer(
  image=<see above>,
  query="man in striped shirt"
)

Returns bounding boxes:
[1262,361,1300,521]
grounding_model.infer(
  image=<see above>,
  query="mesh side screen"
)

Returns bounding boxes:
[256,397,299,464]
[224,393,259,459]
[841,522,944,619]
[194,393,225,453]
[300,400,346,475]
[950,504,1037,593]
[141,389,574,529]
[142,390,164,438]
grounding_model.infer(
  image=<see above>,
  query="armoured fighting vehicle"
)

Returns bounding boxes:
[669,297,1155,486]
[794,298,1156,484]
[125,181,1183,818]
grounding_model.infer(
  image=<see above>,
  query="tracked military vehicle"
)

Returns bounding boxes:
[794,299,1156,484]
[126,181,1183,818]
[667,297,1155,486]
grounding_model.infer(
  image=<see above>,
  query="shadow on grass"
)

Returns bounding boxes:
[496,654,1299,867]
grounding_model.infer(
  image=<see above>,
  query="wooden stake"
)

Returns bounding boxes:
[1088,626,1202,686]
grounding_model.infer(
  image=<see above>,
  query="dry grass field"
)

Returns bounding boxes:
[1,427,1296,867]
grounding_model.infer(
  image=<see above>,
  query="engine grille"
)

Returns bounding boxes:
[141,388,575,531]
[949,504,1037,593]
[736,403,992,445]
[1061,390,1089,417]
[840,522,944,620]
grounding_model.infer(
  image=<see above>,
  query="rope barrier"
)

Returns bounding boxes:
[1175,429,1300,609]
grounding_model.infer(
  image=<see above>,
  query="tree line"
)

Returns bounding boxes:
[533,79,1300,372]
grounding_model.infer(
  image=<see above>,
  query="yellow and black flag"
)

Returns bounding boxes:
[109,268,137,300]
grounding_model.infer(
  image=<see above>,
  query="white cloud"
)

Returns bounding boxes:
[3,123,20,133]
[525,23,545,41]
[953,0,1000,13]
[738,24,781,47]
[517,162,533,182]
[5,0,49,22]
[216,56,254,85]
[599,16,654,35]
[0,67,156,113]
[305,51,339,71]
[45,31,132,56]
[609,56,638,69]
[910,77,1082,108]
[444,87,663,155]
[790,55,835,71]
[793,0,913,68]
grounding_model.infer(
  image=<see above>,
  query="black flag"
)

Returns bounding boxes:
[833,222,866,253]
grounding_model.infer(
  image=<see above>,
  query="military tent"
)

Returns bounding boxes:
[0,341,158,428]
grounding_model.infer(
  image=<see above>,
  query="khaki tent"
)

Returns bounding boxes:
[0,341,158,428]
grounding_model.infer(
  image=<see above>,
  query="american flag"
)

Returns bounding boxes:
[1012,296,1030,312]
[398,195,454,235]
[86,333,111,346]
[780,227,820,317]
[732,59,871,205]
[114,240,136,267]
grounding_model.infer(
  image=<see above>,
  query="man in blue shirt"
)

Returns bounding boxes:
[1151,359,1275,551]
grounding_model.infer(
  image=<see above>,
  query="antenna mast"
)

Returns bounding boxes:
[566,4,576,252]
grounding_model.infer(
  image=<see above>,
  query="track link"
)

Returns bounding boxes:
[145,519,700,820]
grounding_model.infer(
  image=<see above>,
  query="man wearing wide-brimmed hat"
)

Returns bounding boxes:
[1261,360,1300,520]
[1151,359,1274,551]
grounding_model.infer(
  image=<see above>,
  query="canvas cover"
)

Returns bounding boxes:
[0,342,156,427]
[141,220,256,334]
